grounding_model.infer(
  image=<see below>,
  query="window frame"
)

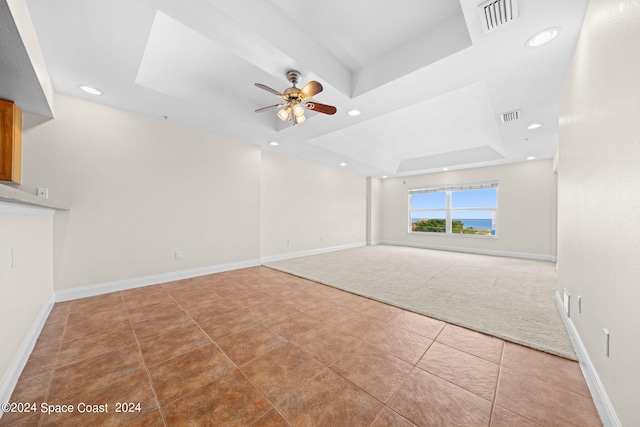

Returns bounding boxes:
[408,182,498,238]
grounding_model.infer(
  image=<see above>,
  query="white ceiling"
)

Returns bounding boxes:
[4,0,589,177]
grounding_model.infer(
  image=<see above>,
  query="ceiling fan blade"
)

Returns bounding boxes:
[255,104,285,113]
[255,83,286,99]
[305,102,337,115]
[299,81,323,100]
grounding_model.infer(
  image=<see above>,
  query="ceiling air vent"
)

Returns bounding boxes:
[479,0,519,34]
[501,110,520,123]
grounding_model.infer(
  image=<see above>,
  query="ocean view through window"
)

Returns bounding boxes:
[409,183,498,236]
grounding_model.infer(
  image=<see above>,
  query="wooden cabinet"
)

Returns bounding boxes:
[0,99,22,183]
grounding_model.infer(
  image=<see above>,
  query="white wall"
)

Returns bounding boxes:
[20,94,262,291]
[558,1,640,425]
[366,177,383,245]
[0,203,54,402]
[260,150,367,260]
[381,160,556,260]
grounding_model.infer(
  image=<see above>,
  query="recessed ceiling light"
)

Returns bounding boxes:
[442,167,449,171]
[78,85,103,95]
[527,123,543,130]
[269,141,279,146]
[526,28,559,48]
[526,156,536,160]
[347,109,361,117]
[339,162,347,167]
[382,175,388,179]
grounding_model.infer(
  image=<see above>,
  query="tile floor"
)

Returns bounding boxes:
[0,266,602,426]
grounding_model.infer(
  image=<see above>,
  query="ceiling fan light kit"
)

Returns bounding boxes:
[255,70,337,125]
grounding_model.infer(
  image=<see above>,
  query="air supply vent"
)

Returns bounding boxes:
[479,0,519,34]
[501,110,520,123]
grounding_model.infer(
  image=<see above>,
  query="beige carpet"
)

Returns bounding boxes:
[265,245,576,360]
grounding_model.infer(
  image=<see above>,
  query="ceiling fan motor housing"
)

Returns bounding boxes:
[286,69,302,86]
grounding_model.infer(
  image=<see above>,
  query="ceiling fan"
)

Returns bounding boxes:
[254,70,337,125]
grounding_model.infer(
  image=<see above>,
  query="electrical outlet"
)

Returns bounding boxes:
[577,295,582,314]
[11,248,17,268]
[603,328,610,357]
[175,251,183,260]
[36,188,49,199]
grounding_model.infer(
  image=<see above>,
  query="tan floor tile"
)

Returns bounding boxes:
[251,409,291,427]
[209,282,251,299]
[48,344,144,402]
[389,368,492,427]
[246,301,301,323]
[291,325,360,365]
[436,323,504,364]
[388,310,446,339]
[120,285,169,309]
[149,343,235,404]
[3,267,597,426]
[33,319,66,350]
[491,405,540,427]
[132,310,196,341]
[216,324,288,366]
[41,370,157,426]
[371,408,418,427]
[69,292,124,313]
[333,310,387,340]
[351,298,403,322]
[0,412,41,426]
[329,290,372,308]
[302,301,355,324]
[19,344,59,379]
[263,311,322,340]
[163,369,272,426]
[138,324,211,367]
[185,298,247,323]
[126,410,165,427]
[0,372,51,425]
[278,369,383,427]
[241,343,326,403]
[197,307,259,340]
[502,342,591,397]
[126,299,184,323]
[495,367,601,427]
[46,301,71,324]
[228,290,272,308]
[56,325,136,368]
[169,288,223,308]
[418,341,500,401]
[64,309,130,342]
[366,324,433,364]
[331,342,413,403]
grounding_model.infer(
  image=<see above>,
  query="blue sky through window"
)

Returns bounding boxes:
[451,188,496,208]
[410,192,446,209]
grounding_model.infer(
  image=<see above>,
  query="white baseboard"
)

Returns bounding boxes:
[261,242,366,264]
[555,292,620,427]
[0,293,55,412]
[55,258,262,302]
[380,240,557,262]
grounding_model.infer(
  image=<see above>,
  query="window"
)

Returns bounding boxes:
[409,183,497,236]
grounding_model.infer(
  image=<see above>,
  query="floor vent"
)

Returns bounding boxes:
[479,0,519,34]
[501,109,520,123]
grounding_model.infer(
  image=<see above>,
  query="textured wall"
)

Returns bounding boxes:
[558,0,640,425]
[260,150,366,258]
[21,94,262,290]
